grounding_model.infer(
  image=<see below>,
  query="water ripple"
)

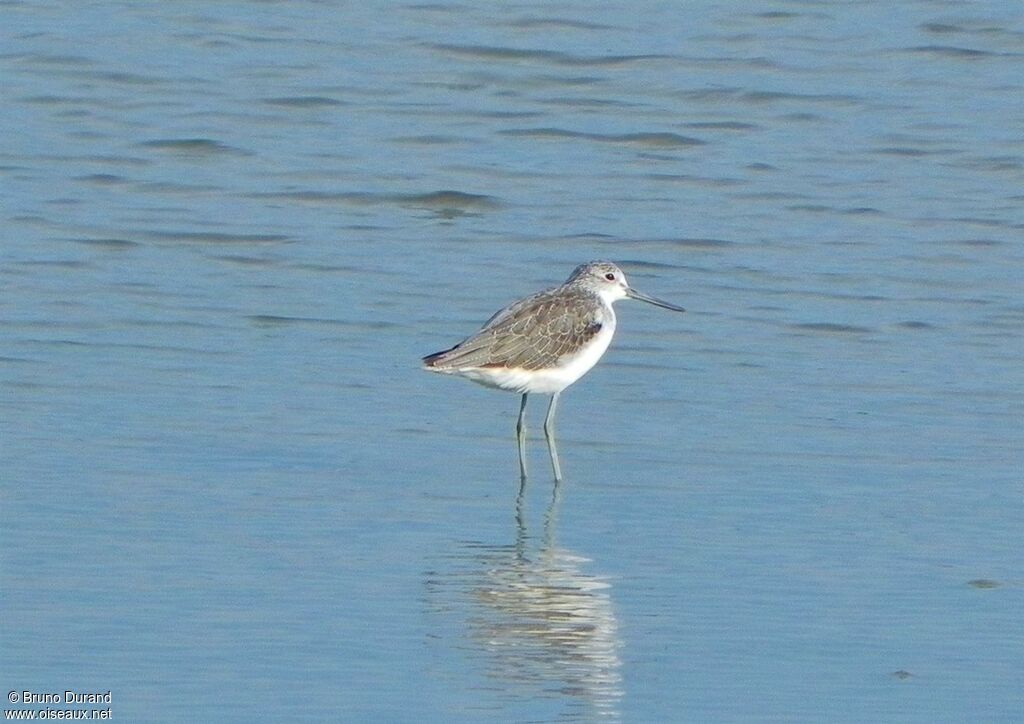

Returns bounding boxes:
[500,128,705,147]
[247,189,501,211]
[429,43,670,67]
[138,138,253,156]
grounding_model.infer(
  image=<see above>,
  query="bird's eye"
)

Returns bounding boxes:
[604,272,616,281]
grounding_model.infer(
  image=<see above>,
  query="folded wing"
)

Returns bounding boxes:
[423,289,603,371]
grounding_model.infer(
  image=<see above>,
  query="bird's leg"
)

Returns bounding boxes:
[544,392,562,482]
[517,393,529,481]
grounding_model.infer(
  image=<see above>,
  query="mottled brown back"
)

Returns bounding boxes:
[422,287,605,371]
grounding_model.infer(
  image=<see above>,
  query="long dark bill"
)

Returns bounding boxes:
[626,287,686,312]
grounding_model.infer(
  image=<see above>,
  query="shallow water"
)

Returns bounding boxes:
[3,2,1023,721]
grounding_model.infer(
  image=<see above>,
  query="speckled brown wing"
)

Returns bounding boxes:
[423,289,604,371]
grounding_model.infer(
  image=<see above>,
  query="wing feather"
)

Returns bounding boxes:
[422,289,604,371]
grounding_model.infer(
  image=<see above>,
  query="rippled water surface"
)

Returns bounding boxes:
[3,2,1023,721]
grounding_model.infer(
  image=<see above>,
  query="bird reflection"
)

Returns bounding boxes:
[427,481,623,720]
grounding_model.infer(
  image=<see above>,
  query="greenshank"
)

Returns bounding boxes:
[422,261,685,480]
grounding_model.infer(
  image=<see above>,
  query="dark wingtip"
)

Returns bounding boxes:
[422,347,453,368]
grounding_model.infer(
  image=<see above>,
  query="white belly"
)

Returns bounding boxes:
[445,318,616,394]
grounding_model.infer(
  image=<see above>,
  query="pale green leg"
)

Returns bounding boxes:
[544,392,563,482]
[516,393,529,481]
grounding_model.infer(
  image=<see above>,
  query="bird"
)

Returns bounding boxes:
[422,261,685,481]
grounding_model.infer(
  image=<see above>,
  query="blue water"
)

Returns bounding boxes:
[3,2,1022,721]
